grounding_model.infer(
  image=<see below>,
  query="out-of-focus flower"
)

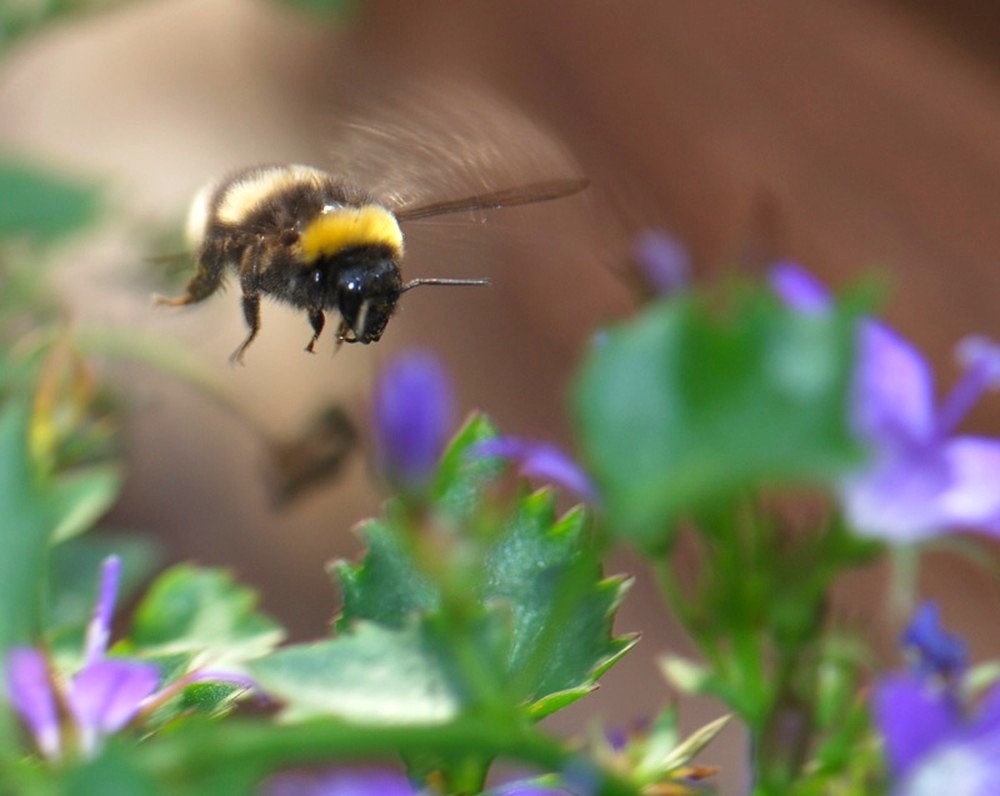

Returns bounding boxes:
[373,350,455,494]
[901,602,967,679]
[632,230,690,297]
[470,437,599,504]
[5,556,252,760]
[770,262,1000,542]
[873,603,1000,795]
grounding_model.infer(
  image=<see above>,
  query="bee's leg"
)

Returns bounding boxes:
[333,317,354,354]
[229,293,261,365]
[154,247,225,306]
[305,310,325,354]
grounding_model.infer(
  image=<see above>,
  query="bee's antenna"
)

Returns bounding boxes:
[402,277,491,292]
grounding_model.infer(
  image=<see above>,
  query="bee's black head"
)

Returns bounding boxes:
[330,248,403,344]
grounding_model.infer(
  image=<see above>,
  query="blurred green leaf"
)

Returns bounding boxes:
[250,621,463,724]
[0,159,99,242]
[0,402,55,650]
[0,1,131,52]
[574,288,861,550]
[48,464,122,543]
[129,565,284,670]
[270,0,359,17]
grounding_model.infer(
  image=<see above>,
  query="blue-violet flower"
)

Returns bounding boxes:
[632,230,690,296]
[873,603,1000,795]
[373,350,455,494]
[771,262,1000,542]
[5,556,252,760]
[470,436,599,504]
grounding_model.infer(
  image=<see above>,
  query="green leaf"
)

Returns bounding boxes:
[58,741,163,796]
[0,402,54,651]
[270,0,359,17]
[574,288,861,550]
[335,420,634,720]
[249,621,463,724]
[48,464,123,543]
[483,492,635,716]
[0,159,100,242]
[129,565,284,671]
[333,520,436,630]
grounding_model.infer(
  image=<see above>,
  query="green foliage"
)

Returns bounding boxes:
[0,159,99,243]
[129,565,284,669]
[574,286,862,550]
[256,415,632,738]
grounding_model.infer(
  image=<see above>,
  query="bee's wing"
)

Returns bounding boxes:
[324,80,586,215]
[395,177,590,222]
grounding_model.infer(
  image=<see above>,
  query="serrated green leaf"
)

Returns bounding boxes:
[574,289,860,550]
[483,493,634,713]
[0,159,100,242]
[250,621,462,724]
[334,520,436,631]
[129,565,283,670]
[336,490,633,720]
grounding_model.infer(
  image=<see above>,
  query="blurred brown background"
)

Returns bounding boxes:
[5,0,1000,790]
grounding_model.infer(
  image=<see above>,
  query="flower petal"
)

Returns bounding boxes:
[938,438,1000,534]
[769,261,832,314]
[873,672,961,778]
[840,445,952,542]
[372,350,455,493]
[471,437,598,503]
[633,230,690,296]
[854,320,936,443]
[84,555,121,666]
[66,659,159,749]
[5,647,60,759]
[902,603,967,678]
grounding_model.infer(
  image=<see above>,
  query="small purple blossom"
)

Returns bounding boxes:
[901,602,967,679]
[5,555,252,760]
[373,350,455,493]
[771,263,1000,542]
[470,437,599,504]
[873,606,1000,795]
[5,648,60,759]
[633,230,690,296]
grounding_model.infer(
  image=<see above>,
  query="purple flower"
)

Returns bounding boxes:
[771,263,1000,542]
[873,606,1000,795]
[633,230,690,296]
[5,556,251,760]
[6,557,159,759]
[470,437,599,504]
[373,350,455,493]
[901,602,967,679]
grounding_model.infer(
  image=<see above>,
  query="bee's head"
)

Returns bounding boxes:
[330,248,403,344]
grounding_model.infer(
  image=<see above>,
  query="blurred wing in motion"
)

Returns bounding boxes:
[324,79,587,215]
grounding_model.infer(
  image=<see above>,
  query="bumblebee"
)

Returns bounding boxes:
[157,164,587,363]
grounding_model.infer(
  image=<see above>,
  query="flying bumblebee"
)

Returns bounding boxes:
[156,165,587,363]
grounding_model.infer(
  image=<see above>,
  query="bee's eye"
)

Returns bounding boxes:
[312,269,324,285]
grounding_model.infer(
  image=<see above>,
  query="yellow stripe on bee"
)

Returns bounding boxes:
[299,205,404,262]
